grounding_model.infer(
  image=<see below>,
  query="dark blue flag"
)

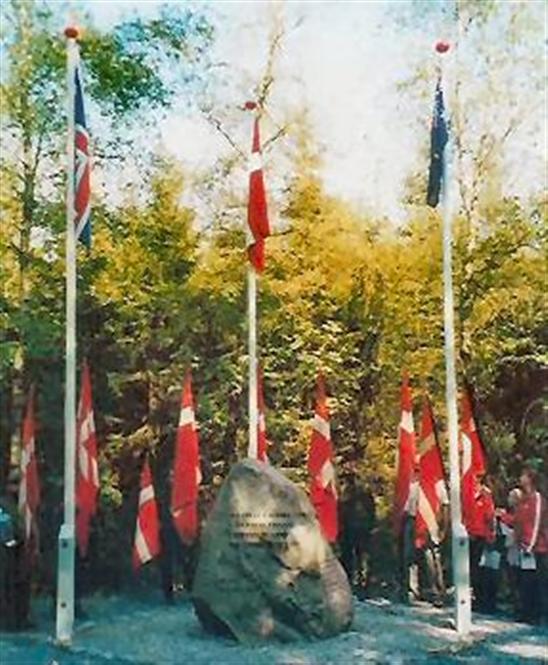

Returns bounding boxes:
[426,79,448,208]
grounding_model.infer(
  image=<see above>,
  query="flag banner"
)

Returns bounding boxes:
[307,373,338,542]
[19,386,40,560]
[247,116,270,272]
[74,62,91,246]
[460,389,487,533]
[426,79,448,208]
[393,373,417,534]
[171,370,202,545]
[133,458,161,569]
[416,398,448,547]
[257,367,269,463]
[75,360,99,557]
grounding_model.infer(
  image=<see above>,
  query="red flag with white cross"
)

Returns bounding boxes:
[171,370,202,545]
[307,373,338,543]
[133,458,161,569]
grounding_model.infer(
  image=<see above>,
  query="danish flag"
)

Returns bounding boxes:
[393,373,417,534]
[307,373,338,543]
[19,387,40,560]
[133,458,161,569]
[257,367,269,463]
[416,398,448,547]
[75,360,99,557]
[246,112,270,272]
[171,370,202,544]
[460,389,487,532]
[74,60,91,246]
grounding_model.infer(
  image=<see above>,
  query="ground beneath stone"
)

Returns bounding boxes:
[1,593,546,664]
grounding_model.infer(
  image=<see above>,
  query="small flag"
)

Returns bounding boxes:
[133,458,161,569]
[416,398,448,547]
[247,115,270,272]
[19,386,40,560]
[74,61,91,246]
[307,373,338,543]
[460,389,487,532]
[426,79,448,208]
[257,367,269,463]
[171,370,202,545]
[393,373,417,534]
[75,360,99,557]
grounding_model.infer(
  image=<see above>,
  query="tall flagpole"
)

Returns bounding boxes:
[248,265,258,459]
[56,25,79,646]
[437,41,471,635]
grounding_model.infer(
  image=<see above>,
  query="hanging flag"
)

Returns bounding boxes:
[307,373,338,543]
[426,78,449,208]
[19,386,40,560]
[460,389,487,533]
[393,373,417,534]
[75,360,99,557]
[416,398,448,548]
[74,60,91,246]
[246,112,270,272]
[257,367,269,463]
[171,370,202,545]
[133,458,161,569]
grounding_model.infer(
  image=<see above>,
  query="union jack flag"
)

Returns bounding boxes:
[74,64,91,246]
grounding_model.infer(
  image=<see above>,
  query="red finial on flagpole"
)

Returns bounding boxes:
[435,41,450,54]
[244,101,258,111]
[64,26,80,40]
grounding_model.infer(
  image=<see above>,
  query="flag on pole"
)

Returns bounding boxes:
[74,59,91,246]
[19,387,40,560]
[426,78,449,208]
[460,389,487,533]
[247,114,270,272]
[171,370,202,545]
[416,398,448,548]
[257,367,268,463]
[307,373,338,543]
[133,458,161,569]
[393,373,417,534]
[75,360,99,557]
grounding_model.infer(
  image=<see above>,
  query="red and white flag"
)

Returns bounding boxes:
[19,386,40,559]
[307,373,338,543]
[460,389,486,532]
[393,373,416,534]
[416,398,447,547]
[171,370,201,545]
[133,458,161,569]
[76,360,100,556]
[246,109,270,272]
[257,367,269,463]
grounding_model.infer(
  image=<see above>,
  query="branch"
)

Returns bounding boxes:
[202,111,245,158]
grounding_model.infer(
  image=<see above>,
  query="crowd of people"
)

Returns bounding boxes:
[398,466,548,625]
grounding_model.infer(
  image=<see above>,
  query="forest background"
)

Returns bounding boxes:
[1,0,546,592]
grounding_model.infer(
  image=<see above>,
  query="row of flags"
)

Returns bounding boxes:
[16,365,489,568]
[394,373,487,546]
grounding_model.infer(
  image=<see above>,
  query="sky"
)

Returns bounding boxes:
[67,0,544,223]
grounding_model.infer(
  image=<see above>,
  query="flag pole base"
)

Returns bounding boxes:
[55,523,76,645]
[452,523,471,635]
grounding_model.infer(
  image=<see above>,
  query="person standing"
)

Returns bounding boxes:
[467,475,496,612]
[497,488,522,617]
[399,465,420,602]
[0,468,32,630]
[514,468,548,625]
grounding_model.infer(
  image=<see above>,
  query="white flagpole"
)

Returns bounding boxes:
[56,26,78,645]
[247,265,258,459]
[438,42,471,635]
